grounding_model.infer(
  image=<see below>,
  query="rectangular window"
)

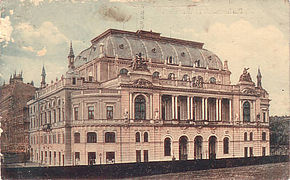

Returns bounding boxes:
[72,77,76,85]
[53,134,56,144]
[106,152,115,164]
[262,132,266,141]
[49,135,52,144]
[54,151,56,165]
[249,147,253,157]
[88,106,94,120]
[144,150,148,162]
[45,112,47,124]
[59,152,61,166]
[244,147,248,158]
[62,133,65,144]
[49,151,51,165]
[74,107,79,120]
[49,111,51,124]
[44,135,47,144]
[53,110,56,123]
[62,109,64,121]
[105,132,116,143]
[262,147,266,156]
[88,76,93,82]
[58,108,61,121]
[263,112,266,122]
[136,150,141,162]
[57,134,60,144]
[106,106,113,119]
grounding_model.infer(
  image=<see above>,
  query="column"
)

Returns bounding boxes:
[229,99,232,121]
[129,93,132,120]
[219,99,222,121]
[202,98,205,120]
[172,96,175,120]
[187,97,190,120]
[150,94,153,120]
[253,100,256,122]
[215,99,219,121]
[240,100,242,122]
[205,98,208,120]
[190,97,194,120]
[175,96,178,119]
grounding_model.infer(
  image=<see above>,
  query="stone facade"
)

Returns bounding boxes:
[28,29,270,166]
[0,73,35,154]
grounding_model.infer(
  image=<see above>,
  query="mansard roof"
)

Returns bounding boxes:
[74,29,223,70]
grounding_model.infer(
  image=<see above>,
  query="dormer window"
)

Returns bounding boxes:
[182,74,189,81]
[168,73,175,80]
[195,60,200,67]
[152,71,160,78]
[120,68,129,75]
[209,77,216,84]
[119,44,124,49]
[181,52,185,57]
[167,56,174,64]
[152,48,156,53]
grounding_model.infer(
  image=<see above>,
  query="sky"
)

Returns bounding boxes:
[0,0,288,116]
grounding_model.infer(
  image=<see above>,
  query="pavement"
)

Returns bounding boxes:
[131,162,289,180]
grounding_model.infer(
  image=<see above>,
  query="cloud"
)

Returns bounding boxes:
[37,47,47,56]
[181,19,288,115]
[98,5,132,22]
[0,16,13,47]
[16,21,67,45]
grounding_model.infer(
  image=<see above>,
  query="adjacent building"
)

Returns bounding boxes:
[28,29,270,166]
[0,73,35,156]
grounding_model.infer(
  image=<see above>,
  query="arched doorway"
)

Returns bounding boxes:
[179,136,188,160]
[209,136,217,159]
[194,136,203,159]
[135,95,146,120]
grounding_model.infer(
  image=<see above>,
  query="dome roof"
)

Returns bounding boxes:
[74,29,223,70]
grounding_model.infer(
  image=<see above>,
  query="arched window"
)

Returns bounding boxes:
[223,137,229,154]
[168,73,175,80]
[164,138,171,156]
[243,101,251,122]
[135,95,146,120]
[152,71,160,78]
[87,132,97,143]
[135,132,140,142]
[74,132,80,143]
[120,68,129,75]
[167,56,174,64]
[244,132,247,141]
[182,74,189,81]
[209,77,216,84]
[250,132,253,141]
[144,132,148,142]
[105,132,115,143]
[262,132,266,141]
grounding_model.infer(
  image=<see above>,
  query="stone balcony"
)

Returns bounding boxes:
[29,118,268,131]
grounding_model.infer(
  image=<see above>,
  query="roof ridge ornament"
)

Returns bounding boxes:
[129,52,149,72]
[239,67,253,82]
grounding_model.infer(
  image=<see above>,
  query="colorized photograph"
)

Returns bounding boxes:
[0,0,288,179]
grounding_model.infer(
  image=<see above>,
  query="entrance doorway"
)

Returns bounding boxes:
[209,136,217,159]
[194,136,203,159]
[88,152,96,165]
[179,136,188,160]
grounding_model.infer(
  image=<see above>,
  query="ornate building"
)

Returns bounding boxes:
[28,29,270,166]
[0,72,35,155]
